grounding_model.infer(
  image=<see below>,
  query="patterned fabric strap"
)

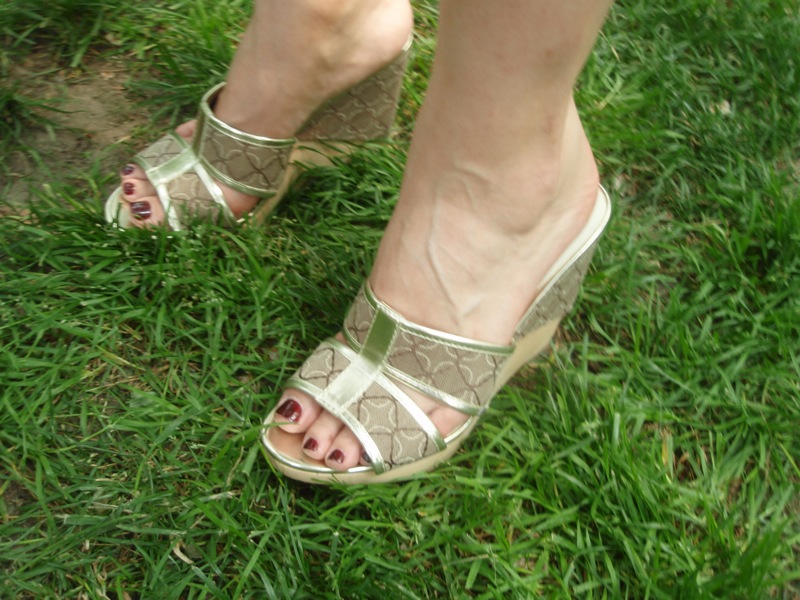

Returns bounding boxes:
[343,284,513,416]
[512,238,600,342]
[287,339,446,474]
[132,133,234,230]
[296,35,412,142]
[194,84,295,198]
[287,281,516,472]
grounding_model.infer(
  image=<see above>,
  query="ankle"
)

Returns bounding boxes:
[370,107,600,343]
[399,103,598,234]
[217,0,412,139]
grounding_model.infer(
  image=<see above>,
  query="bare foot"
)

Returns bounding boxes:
[116,0,413,227]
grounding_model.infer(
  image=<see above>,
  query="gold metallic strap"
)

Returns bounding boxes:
[132,133,232,230]
[193,84,295,197]
[343,284,512,415]
[287,339,445,474]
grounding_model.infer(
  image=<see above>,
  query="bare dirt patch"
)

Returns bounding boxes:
[2,50,150,205]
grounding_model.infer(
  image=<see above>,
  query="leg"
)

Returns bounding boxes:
[271,0,613,474]
[118,0,413,226]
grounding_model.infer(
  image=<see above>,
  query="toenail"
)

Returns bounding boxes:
[123,182,135,195]
[130,201,152,220]
[303,438,319,453]
[328,449,345,464]
[121,164,135,176]
[276,399,302,423]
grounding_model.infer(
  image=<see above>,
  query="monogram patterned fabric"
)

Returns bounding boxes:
[343,289,375,346]
[346,382,438,467]
[513,240,599,342]
[295,343,352,389]
[132,135,230,224]
[165,173,230,225]
[197,125,292,196]
[296,47,409,142]
[343,287,508,411]
[135,135,183,171]
[290,343,440,469]
[386,330,503,410]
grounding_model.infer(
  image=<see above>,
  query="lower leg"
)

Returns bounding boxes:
[119,0,413,226]
[372,0,612,342]
[275,0,614,471]
[215,0,414,139]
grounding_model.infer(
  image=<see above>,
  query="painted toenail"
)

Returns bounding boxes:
[328,449,345,464]
[123,182,135,195]
[303,438,319,453]
[130,201,152,220]
[121,164,135,176]
[276,399,302,423]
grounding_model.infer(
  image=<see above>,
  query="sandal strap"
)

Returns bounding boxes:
[127,78,299,229]
[132,133,233,229]
[287,339,446,474]
[343,284,513,415]
[287,278,514,473]
[194,83,295,197]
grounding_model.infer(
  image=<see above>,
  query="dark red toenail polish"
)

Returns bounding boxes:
[276,399,302,423]
[328,449,345,464]
[130,201,152,220]
[121,164,135,175]
[123,182,135,195]
[303,438,319,452]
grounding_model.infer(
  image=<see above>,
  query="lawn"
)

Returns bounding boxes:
[1,0,798,598]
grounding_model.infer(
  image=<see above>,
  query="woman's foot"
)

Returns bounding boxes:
[271,100,602,472]
[117,0,413,227]
[265,0,614,479]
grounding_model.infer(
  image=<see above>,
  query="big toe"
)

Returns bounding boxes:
[123,196,166,228]
[273,389,325,435]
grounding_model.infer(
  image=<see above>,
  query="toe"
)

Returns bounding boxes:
[125,195,165,228]
[120,164,157,200]
[273,389,324,434]
[120,175,157,203]
[175,119,197,140]
[120,163,146,181]
[325,427,362,471]
[427,405,470,439]
[301,410,345,462]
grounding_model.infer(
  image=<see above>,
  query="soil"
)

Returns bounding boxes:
[1,49,151,206]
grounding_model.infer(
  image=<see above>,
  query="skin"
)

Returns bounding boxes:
[119,0,414,223]
[120,0,613,472]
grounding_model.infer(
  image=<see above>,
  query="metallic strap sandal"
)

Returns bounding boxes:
[261,186,611,484]
[105,35,412,230]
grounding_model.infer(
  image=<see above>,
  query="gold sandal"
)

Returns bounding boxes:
[261,186,611,484]
[105,35,412,230]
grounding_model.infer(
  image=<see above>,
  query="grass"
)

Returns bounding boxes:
[1,0,799,597]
